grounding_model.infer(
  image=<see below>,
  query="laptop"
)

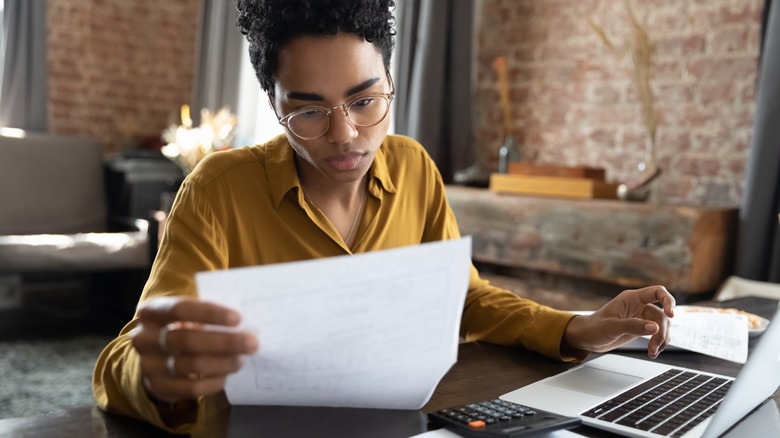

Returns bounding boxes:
[500,303,780,438]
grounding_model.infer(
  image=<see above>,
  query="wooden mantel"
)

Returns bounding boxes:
[446,186,738,295]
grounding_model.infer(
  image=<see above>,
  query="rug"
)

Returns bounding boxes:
[0,334,113,419]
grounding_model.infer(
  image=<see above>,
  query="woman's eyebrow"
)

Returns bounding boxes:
[285,77,382,102]
[286,91,323,101]
[344,77,381,97]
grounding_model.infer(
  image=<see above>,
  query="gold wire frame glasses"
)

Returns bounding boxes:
[276,73,395,140]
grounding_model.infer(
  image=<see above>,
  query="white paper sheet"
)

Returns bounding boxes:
[196,237,472,408]
[667,310,749,363]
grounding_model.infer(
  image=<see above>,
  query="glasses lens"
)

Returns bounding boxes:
[347,96,391,127]
[285,95,392,140]
[287,108,330,139]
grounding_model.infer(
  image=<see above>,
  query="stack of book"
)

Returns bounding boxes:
[489,163,620,199]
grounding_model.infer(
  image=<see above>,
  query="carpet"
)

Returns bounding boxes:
[0,334,113,420]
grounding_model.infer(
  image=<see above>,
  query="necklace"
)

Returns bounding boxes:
[301,177,367,247]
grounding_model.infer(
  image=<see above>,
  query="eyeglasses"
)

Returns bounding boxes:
[276,74,395,141]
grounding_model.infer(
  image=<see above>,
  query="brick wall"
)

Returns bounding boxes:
[47,0,200,154]
[43,0,763,206]
[474,0,763,206]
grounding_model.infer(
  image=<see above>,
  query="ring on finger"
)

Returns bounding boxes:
[166,355,177,376]
[158,322,179,354]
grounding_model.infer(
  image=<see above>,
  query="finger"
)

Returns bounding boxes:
[610,317,659,339]
[647,313,672,359]
[143,353,246,380]
[137,297,241,328]
[144,374,228,402]
[633,285,676,317]
[164,329,259,356]
[648,335,666,359]
[132,324,258,356]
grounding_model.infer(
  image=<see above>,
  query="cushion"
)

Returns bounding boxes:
[0,132,108,234]
[0,232,149,272]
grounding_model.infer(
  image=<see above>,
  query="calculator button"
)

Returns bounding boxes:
[468,420,486,428]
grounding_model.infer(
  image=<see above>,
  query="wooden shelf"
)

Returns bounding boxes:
[447,186,738,295]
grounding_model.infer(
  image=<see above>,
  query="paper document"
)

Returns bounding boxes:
[666,310,749,363]
[197,237,472,408]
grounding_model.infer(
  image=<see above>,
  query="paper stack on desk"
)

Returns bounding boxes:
[197,238,472,409]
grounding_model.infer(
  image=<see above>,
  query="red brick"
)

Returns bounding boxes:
[697,81,737,105]
[656,35,706,59]
[648,8,688,32]
[588,83,623,104]
[673,156,721,176]
[655,82,694,104]
[656,130,691,153]
[740,80,757,102]
[654,59,684,81]
[709,26,751,53]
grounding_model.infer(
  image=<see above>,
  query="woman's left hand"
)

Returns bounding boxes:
[563,285,675,359]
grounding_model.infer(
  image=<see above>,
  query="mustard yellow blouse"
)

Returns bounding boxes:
[92,134,580,433]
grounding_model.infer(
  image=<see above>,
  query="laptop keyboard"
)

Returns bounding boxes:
[582,369,732,437]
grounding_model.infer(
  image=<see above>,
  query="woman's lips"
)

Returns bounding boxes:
[326,153,365,171]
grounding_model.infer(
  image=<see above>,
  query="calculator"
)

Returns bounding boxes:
[427,399,580,437]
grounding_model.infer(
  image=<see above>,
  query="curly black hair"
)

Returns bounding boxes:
[236,0,396,94]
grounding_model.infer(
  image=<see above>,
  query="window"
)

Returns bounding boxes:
[234,39,284,147]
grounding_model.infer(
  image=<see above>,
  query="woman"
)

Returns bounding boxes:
[93,0,674,433]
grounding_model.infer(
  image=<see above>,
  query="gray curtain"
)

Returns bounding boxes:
[0,0,47,131]
[393,0,474,183]
[190,0,243,125]
[735,0,780,282]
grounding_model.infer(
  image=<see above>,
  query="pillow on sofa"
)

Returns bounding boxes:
[0,231,149,272]
[0,132,108,235]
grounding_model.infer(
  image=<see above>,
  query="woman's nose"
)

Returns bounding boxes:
[325,106,358,144]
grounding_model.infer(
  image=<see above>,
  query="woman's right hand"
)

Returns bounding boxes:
[131,296,259,403]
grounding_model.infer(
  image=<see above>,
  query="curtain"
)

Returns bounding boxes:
[393,0,474,183]
[190,0,244,125]
[760,0,773,64]
[0,0,47,131]
[735,0,780,282]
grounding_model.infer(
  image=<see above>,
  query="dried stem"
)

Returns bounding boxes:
[588,1,656,148]
[625,0,656,148]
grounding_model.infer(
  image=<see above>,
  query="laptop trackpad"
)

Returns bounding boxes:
[544,365,643,397]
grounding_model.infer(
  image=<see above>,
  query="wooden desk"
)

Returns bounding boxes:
[1,298,777,437]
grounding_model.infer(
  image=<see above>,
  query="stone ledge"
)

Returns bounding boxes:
[447,186,738,295]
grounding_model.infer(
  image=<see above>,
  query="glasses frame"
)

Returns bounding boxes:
[274,71,395,141]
